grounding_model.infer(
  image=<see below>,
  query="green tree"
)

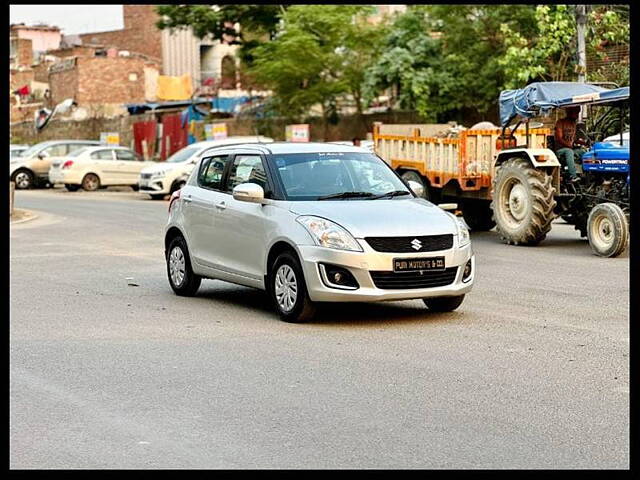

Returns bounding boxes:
[249,5,382,137]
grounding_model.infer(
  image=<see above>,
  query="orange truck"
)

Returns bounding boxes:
[372,122,555,231]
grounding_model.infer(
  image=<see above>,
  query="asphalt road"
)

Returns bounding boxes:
[10,188,629,469]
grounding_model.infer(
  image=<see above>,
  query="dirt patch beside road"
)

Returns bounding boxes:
[10,209,37,224]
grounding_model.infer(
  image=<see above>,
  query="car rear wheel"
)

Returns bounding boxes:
[12,169,34,190]
[81,173,100,191]
[423,295,465,312]
[270,252,316,323]
[167,236,201,296]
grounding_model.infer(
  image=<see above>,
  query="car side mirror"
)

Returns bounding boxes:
[233,183,265,204]
[407,180,424,198]
[37,152,47,160]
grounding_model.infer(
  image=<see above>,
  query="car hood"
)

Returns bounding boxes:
[287,198,458,237]
[140,162,188,175]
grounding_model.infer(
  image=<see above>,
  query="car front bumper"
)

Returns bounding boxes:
[139,177,167,194]
[298,240,474,303]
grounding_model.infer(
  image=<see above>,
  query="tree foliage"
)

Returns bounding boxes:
[248,5,382,124]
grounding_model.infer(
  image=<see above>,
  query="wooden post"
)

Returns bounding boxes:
[10,181,15,216]
[142,139,149,161]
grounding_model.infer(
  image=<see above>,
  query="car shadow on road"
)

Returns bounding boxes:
[196,282,461,327]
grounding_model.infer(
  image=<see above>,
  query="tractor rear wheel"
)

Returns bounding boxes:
[462,200,496,231]
[491,158,556,245]
[587,203,628,257]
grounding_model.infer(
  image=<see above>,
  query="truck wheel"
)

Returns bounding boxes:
[462,200,496,231]
[587,203,628,258]
[491,158,556,245]
[401,171,429,200]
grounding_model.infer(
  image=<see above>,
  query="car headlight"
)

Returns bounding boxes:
[456,216,470,247]
[296,215,363,252]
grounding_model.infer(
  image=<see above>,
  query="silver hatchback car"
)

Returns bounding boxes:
[165,143,475,322]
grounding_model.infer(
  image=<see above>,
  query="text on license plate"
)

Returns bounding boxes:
[393,256,445,272]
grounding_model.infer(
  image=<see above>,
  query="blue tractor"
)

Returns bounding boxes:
[492,82,629,257]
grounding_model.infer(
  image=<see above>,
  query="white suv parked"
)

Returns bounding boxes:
[138,136,273,199]
[165,143,475,322]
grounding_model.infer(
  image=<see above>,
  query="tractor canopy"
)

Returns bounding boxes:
[499,82,630,127]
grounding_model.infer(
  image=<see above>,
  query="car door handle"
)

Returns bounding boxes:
[215,201,226,210]
[183,195,192,203]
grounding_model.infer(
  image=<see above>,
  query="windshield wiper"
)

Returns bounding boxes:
[369,190,411,200]
[318,191,375,200]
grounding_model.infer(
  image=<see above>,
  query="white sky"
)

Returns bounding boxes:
[9,4,124,35]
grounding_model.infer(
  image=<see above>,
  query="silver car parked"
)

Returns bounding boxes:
[165,143,475,322]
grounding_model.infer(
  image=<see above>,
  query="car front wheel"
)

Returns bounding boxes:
[167,236,201,296]
[270,252,316,323]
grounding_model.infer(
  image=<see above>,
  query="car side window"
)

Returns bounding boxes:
[115,150,138,161]
[226,155,267,192]
[90,150,115,160]
[197,155,229,190]
[43,144,68,157]
[68,144,90,154]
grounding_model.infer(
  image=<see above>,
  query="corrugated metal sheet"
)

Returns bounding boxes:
[161,28,200,81]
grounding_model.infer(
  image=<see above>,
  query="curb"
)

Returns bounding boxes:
[10,210,39,225]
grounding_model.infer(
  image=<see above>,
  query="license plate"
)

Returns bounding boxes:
[393,256,445,272]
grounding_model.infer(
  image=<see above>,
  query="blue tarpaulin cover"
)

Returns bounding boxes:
[499,82,630,127]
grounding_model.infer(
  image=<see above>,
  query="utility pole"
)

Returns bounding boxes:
[576,5,588,83]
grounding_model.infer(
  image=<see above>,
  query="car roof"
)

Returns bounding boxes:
[207,142,371,155]
[190,136,274,149]
[75,145,132,152]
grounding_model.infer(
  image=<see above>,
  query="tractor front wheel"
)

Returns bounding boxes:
[587,203,628,258]
[491,158,556,245]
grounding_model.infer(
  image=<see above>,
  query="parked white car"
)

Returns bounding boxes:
[138,136,274,200]
[10,140,101,189]
[49,146,155,191]
[10,144,29,160]
[165,142,475,323]
[603,131,629,147]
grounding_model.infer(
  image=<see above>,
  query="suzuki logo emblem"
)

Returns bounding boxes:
[411,238,422,251]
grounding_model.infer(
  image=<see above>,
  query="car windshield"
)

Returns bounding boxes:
[18,142,53,158]
[271,152,410,201]
[166,147,200,163]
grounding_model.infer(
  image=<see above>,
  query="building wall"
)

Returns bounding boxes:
[12,26,61,55]
[49,56,159,106]
[10,37,34,66]
[78,5,162,63]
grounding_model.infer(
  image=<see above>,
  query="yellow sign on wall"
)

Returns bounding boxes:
[205,123,228,140]
[100,132,120,145]
[156,74,193,101]
[285,124,310,142]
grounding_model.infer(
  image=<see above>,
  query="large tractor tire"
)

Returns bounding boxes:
[587,203,628,258]
[462,200,496,231]
[491,158,556,245]
[401,170,429,200]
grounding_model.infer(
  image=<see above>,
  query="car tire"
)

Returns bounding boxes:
[131,185,139,192]
[150,194,166,200]
[423,295,465,312]
[170,180,186,194]
[167,235,201,296]
[65,184,80,192]
[81,173,100,191]
[270,252,316,323]
[12,169,34,190]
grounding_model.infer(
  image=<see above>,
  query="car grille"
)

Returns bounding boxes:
[140,173,153,179]
[365,234,453,253]
[370,267,458,289]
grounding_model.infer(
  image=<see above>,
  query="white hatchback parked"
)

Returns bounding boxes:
[49,146,155,191]
[165,143,475,323]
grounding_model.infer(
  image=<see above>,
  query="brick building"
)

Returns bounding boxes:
[48,55,160,112]
[78,5,162,63]
[10,23,62,62]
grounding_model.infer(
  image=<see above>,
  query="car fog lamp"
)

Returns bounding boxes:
[462,259,473,282]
